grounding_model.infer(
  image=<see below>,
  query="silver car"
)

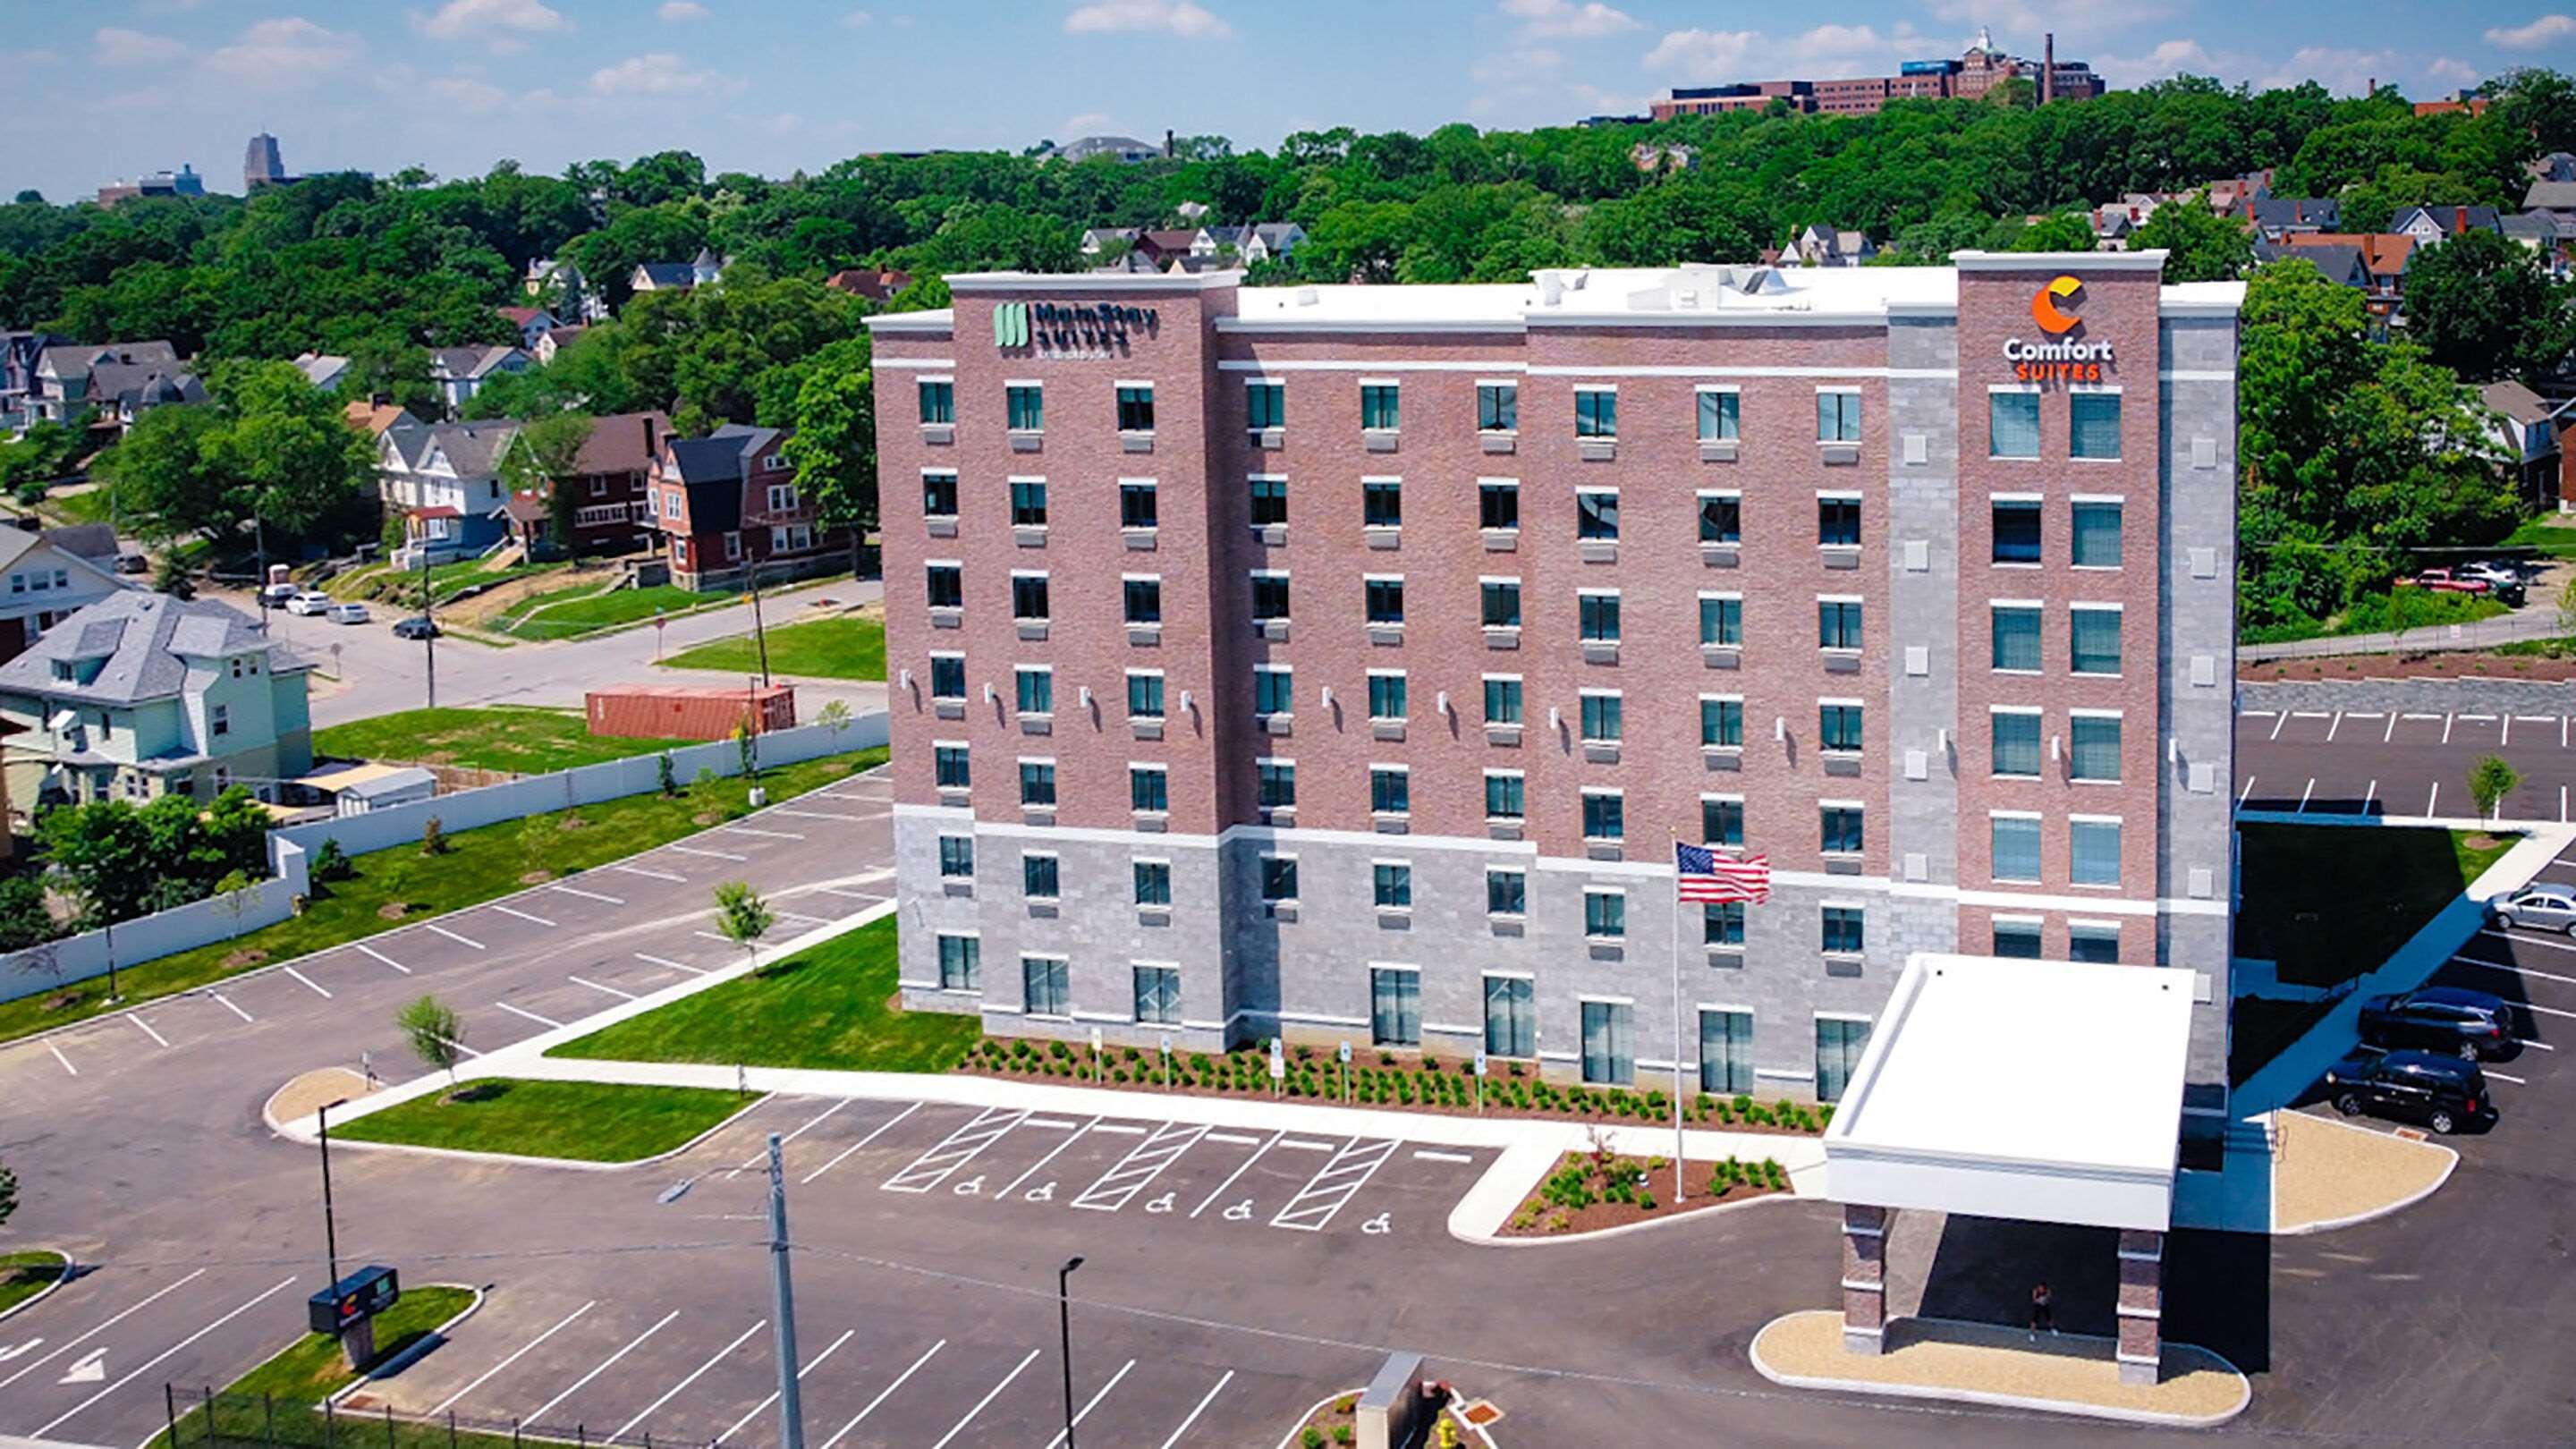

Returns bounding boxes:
[2495,886,2576,934]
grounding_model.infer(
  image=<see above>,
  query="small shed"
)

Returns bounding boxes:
[297,762,439,817]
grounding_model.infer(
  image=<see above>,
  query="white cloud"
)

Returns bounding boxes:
[1061,110,1116,133]
[1500,0,1639,41]
[414,0,572,42]
[2094,37,2479,97]
[657,1,711,18]
[1063,1,1233,40]
[1924,0,2171,38]
[589,51,742,97]
[208,18,365,79]
[425,75,510,113]
[2426,56,2482,87]
[92,27,189,67]
[843,9,874,26]
[2090,38,2229,86]
[1641,23,1926,80]
[1470,42,1648,121]
[2486,13,2576,47]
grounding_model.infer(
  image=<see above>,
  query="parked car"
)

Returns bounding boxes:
[392,616,440,640]
[114,552,148,575]
[260,580,301,605]
[283,590,334,616]
[2358,985,2517,1060]
[2404,568,2491,596]
[2493,885,2576,934]
[2322,1048,2494,1134]
[327,601,370,624]
[2460,561,2525,589]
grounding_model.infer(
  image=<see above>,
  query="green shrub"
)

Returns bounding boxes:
[1123,1046,1141,1063]
[1381,1051,1398,1066]
[1303,1427,1325,1449]
[1733,1093,1753,1115]
[1335,1425,1354,1445]
[1048,1039,1071,1060]
[1191,1053,1211,1072]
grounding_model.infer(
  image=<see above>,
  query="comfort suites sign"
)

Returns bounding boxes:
[2001,275,2113,383]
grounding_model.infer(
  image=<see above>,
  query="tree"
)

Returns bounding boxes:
[0,875,55,952]
[0,1157,15,1229]
[2007,211,2102,252]
[2400,227,2575,384]
[782,348,875,572]
[36,799,157,926]
[2128,193,2254,282]
[396,995,466,1087]
[100,362,373,552]
[712,880,774,970]
[2470,754,2521,822]
[501,411,595,558]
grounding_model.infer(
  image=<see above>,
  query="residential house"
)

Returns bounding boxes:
[0,591,314,817]
[646,423,845,592]
[497,410,668,560]
[343,401,416,439]
[100,369,206,436]
[524,258,606,322]
[0,331,70,426]
[2089,206,2141,250]
[40,525,119,571]
[1079,227,1141,257]
[2274,233,2415,319]
[1208,223,1305,265]
[376,418,522,564]
[825,267,913,302]
[2240,197,2339,241]
[0,527,129,663]
[1132,228,1218,267]
[1039,135,1166,165]
[2202,170,2273,213]
[2391,205,2504,247]
[496,307,560,350]
[1089,250,1170,275]
[292,352,350,392]
[1629,141,1699,173]
[428,345,530,415]
[533,326,587,364]
[2479,380,2566,510]
[630,248,727,296]
[2501,212,2571,274]
[2414,91,2491,118]
[1791,224,1877,267]
[28,342,185,427]
[2524,178,2576,219]
[2264,240,2368,289]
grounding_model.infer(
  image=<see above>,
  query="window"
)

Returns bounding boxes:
[1993,919,2044,959]
[2070,715,2123,782]
[1260,856,1299,902]
[1126,671,1165,718]
[1484,771,1525,820]
[1134,860,1172,906]
[1486,976,1535,1058]
[1818,599,1862,652]
[1123,576,1163,625]
[2072,501,2123,568]
[210,704,230,738]
[1487,869,1527,917]
[1018,759,1056,806]
[1360,382,1400,431]
[1577,490,1620,540]
[1818,804,1863,857]
[1478,382,1518,433]
[1699,493,1741,545]
[1579,592,1621,643]
[1581,1000,1635,1085]
[1023,956,1069,1015]
[1373,862,1412,909]
[1371,967,1421,1046]
[1254,666,1293,716]
[1705,901,1747,946]
[922,470,959,518]
[937,835,974,878]
[769,523,814,555]
[1365,577,1405,625]
[766,482,803,513]
[1698,389,1740,441]
[1700,697,1742,749]
[1483,676,1523,724]
[1479,479,1520,530]
[1992,499,2041,564]
[1481,580,1521,629]
[1368,672,1409,721]
[1819,703,1863,754]
[1011,573,1049,621]
[934,744,970,789]
[1116,384,1155,433]
[1822,906,1865,955]
[936,933,980,990]
[1362,478,1402,528]
[1699,595,1742,648]
[2070,606,2121,675]
[1134,966,1182,1025]
[1120,480,1158,530]
[1816,1018,1871,1103]
[918,379,953,424]
[1581,789,1625,841]
[1992,710,2042,777]
[1129,765,1168,814]
[1817,389,1861,443]
[1249,476,1288,526]
[1818,496,1861,548]
[1585,889,1626,939]
[2069,392,2122,459]
[1247,380,1284,430]
[1258,759,1297,809]
[1700,1010,1753,1093]
[1021,852,1061,900]
[2068,923,2121,963]
[1991,605,2041,671]
[1580,692,1623,743]
[1010,479,1047,527]
[2072,818,2122,886]
[1370,767,1411,816]
[1575,387,1617,437]
[1991,815,2042,882]
[1250,572,1291,622]
[1013,666,1053,716]
[1703,796,1744,846]
[1006,384,1044,432]
[1989,390,2040,458]
[926,564,963,610]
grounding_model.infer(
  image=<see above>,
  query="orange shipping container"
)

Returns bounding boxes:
[586,684,796,741]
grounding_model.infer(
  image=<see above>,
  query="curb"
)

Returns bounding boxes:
[0,1250,72,1325]
[303,1090,775,1173]
[1460,1182,1805,1249]
[325,1284,487,1407]
[1747,1311,2252,1428]
[2270,1110,2461,1235]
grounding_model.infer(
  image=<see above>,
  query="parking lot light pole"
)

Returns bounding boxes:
[766,1133,806,1449]
[1057,1257,1084,1449]
[317,1097,349,1288]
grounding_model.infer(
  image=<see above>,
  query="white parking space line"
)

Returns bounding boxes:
[930,1347,1040,1449]
[2384,712,2397,744]
[2518,1038,2557,1050]
[1160,1369,1235,1449]
[774,910,831,926]
[495,1002,566,1030]
[2455,953,2576,987]
[567,975,638,1000]
[997,1115,1102,1199]
[127,1013,169,1048]
[1271,1138,1400,1232]
[1192,1130,1283,1218]
[33,1276,298,1436]
[439,1033,485,1059]
[2326,711,2343,741]
[801,1102,924,1184]
[282,966,333,999]
[2237,774,2257,808]
[489,905,556,928]
[635,953,708,975]
[614,1319,765,1437]
[2269,712,2287,741]
[1043,1358,1137,1449]
[816,886,884,901]
[2444,714,2456,744]
[356,943,411,974]
[1073,1122,1208,1212]
[1024,1117,1080,1130]
[770,808,861,821]
[1090,1123,1148,1136]
[2479,929,2576,955]
[1412,1149,1475,1163]
[668,845,749,862]
[428,1301,597,1416]
[2298,778,2315,812]
[729,1100,849,1177]
[883,1107,1028,1192]
[0,1267,208,1392]
[2487,1070,2529,1085]
[208,992,254,1024]
[549,885,624,904]
[695,931,741,945]
[2364,780,2377,815]
[723,826,804,841]
[1203,1131,1260,1146]
[424,923,486,950]
[2522,1001,2576,1021]
[612,864,688,883]
[47,1042,75,1076]
[722,1327,853,1443]
[1277,1138,1335,1151]
[2427,783,2442,818]
[528,1309,680,1422]
[822,1340,946,1449]
[2504,715,2513,747]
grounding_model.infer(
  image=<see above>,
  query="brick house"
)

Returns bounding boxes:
[499,410,670,559]
[646,423,847,591]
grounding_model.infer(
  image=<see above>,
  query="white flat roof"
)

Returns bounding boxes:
[1826,953,2195,1231]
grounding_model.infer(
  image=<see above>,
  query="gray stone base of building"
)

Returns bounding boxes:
[2118,1356,2160,1385]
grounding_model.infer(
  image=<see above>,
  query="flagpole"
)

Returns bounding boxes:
[1671,834,1687,1206]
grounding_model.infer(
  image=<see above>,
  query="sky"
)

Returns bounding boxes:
[7,0,2575,202]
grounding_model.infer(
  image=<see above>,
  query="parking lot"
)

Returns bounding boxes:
[2237,704,2576,821]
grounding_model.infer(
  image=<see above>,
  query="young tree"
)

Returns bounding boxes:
[421,816,449,857]
[2128,194,2255,283]
[711,880,774,971]
[395,995,466,1087]
[36,798,157,926]
[781,346,876,577]
[501,411,596,559]
[2470,755,2521,823]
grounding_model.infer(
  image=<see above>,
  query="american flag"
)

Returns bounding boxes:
[1676,842,1770,904]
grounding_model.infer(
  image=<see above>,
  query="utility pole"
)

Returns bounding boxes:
[419,542,436,709]
[1057,1257,1084,1449]
[765,1133,805,1449]
[747,556,772,688]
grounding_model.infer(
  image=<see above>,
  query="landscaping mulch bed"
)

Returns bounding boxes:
[2244,649,2576,682]
[1499,1148,1786,1236]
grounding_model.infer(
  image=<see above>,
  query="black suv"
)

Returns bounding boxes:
[2322,1049,2495,1134]
[2357,986,2517,1060]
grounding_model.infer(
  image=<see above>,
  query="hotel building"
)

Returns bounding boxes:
[869,251,2241,1139]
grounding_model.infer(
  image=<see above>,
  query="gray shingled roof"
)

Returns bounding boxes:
[2526,180,2576,210]
[0,593,305,706]
[427,419,522,479]
[634,262,697,288]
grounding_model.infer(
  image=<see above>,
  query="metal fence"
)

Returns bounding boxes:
[163,1385,731,1449]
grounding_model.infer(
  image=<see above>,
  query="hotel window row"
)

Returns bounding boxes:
[919,377,1157,436]
[1987,812,2126,887]
[1987,388,2123,461]
[1231,377,1866,445]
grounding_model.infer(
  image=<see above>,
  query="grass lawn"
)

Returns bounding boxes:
[314,706,696,774]
[2506,513,2576,560]
[38,488,111,528]
[553,916,975,1072]
[496,582,733,640]
[0,1250,68,1317]
[336,1080,753,1163]
[151,1284,484,1449]
[0,747,887,1046]
[659,614,886,682]
[332,560,564,606]
[2237,824,2514,991]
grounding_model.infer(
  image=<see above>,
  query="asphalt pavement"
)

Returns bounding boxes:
[2237,699,2576,824]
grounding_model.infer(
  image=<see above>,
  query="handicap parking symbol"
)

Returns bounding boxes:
[1026,1181,1056,1203]
[1224,1199,1254,1221]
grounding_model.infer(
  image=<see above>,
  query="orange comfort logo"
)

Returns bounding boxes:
[2004,275,2113,383]
[2030,275,2084,334]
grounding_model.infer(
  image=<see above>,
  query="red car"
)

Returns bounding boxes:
[2404,568,2493,596]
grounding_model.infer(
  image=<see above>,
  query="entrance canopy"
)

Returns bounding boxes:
[1825,953,2195,1231]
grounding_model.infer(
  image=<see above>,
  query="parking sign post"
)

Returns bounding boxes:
[1091,1027,1105,1086]
[1474,1049,1488,1114]
[1269,1038,1285,1098]
[1337,1040,1352,1103]
[1159,1032,1172,1090]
